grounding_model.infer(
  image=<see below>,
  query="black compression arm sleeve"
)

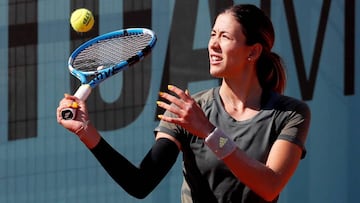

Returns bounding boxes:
[90,137,180,199]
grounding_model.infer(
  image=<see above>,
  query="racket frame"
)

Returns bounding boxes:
[61,28,157,119]
[69,28,156,90]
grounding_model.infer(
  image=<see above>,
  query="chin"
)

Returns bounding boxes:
[209,69,223,78]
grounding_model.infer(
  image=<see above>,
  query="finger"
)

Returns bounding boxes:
[60,94,83,109]
[167,85,192,102]
[157,101,182,116]
[157,114,182,125]
[56,106,62,122]
[58,99,71,109]
[59,94,75,105]
[58,99,78,110]
[64,94,82,103]
[159,91,185,109]
[185,89,190,96]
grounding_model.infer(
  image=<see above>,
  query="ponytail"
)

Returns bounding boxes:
[225,4,287,93]
[256,51,286,94]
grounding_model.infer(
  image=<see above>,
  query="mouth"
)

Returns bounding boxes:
[209,54,222,64]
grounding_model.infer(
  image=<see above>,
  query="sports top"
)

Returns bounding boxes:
[154,87,311,203]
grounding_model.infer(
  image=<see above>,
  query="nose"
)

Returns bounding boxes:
[208,37,219,50]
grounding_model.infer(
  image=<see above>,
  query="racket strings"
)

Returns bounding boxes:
[72,33,152,72]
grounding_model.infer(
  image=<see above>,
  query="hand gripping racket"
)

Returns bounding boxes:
[61,28,157,120]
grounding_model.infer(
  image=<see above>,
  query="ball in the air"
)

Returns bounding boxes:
[70,8,94,32]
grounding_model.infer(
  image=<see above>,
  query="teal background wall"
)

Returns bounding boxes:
[0,0,359,202]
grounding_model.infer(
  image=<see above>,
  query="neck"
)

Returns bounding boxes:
[219,78,262,112]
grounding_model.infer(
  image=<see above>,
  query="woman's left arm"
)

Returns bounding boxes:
[223,139,303,201]
[157,85,309,201]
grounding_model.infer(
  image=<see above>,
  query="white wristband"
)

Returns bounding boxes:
[205,127,236,159]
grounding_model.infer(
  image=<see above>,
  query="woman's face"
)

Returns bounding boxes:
[208,12,254,79]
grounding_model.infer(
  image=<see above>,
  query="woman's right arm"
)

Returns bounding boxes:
[57,95,180,199]
[90,135,179,199]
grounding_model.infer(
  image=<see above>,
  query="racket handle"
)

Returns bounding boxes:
[73,84,92,101]
[61,107,77,120]
[61,84,92,120]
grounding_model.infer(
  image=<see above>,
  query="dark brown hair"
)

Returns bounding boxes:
[223,4,286,94]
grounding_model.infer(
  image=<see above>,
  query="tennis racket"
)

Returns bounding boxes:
[61,28,157,120]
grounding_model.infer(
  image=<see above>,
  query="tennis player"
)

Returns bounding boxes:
[57,4,311,203]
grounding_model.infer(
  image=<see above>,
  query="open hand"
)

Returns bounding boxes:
[157,85,214,138]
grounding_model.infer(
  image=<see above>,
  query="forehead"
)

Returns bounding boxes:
[213,12,243,34]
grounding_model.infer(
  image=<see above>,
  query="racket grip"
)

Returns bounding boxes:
[61,84,92,120]
[73,84,92,101]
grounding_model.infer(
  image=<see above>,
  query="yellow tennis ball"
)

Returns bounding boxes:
[70,8,94,32]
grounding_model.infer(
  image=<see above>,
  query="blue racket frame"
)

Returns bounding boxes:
[61,28,157,120]
[68,28,157,89]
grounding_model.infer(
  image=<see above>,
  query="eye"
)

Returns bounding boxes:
[221,34,230,39]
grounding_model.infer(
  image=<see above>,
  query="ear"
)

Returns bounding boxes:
[248,43,262,61]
